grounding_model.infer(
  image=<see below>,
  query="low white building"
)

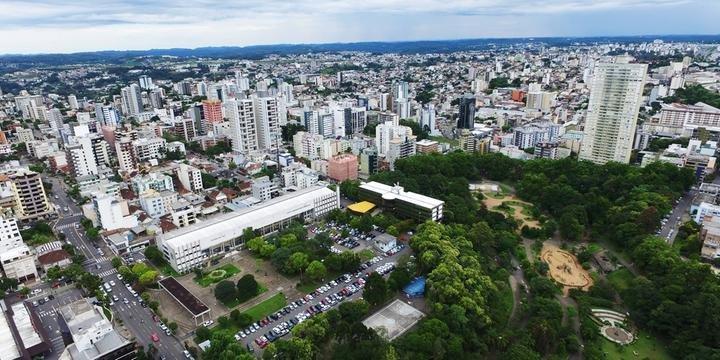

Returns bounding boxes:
[0,245,37,282]
[93,193,138,231]
[58,299,135,359]
[158,186,339,272]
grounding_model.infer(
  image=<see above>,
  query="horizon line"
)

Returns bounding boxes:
[1,33,719,58]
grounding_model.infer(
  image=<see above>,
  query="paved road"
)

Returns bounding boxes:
[241,246,411,353]
[659,189,695,245]
[48,176,187,359]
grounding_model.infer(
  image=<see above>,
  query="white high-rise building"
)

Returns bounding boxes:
[225,98,259,154]
[121,84,143,116]
[46,108,63,133]
[375,119,413,156]
[67,137,99,177]
[580,59,647,164]
[419,104,439,136]
[254,97,280,150]
[0,216,23,253]
[67,94,79,110]
[139,75,154,90]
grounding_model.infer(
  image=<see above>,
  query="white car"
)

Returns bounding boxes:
[109,280,116,287]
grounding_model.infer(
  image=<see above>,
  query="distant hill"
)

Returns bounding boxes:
[1,34,718,66]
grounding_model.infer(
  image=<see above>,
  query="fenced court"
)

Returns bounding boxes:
[362,299,424,341]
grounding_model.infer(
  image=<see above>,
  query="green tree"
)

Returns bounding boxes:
[364,272,389,307]
[287,252,309,277]
[214,280,237,304]
[305,260,327,282]
[236,274,259,302]
[111,257,123,269]
[274,338,314,360]
[138,270,159,286]
[144,245,165,266]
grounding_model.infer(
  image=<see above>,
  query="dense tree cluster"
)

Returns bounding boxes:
[371,152,711,359]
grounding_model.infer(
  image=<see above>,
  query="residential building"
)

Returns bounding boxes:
[202,99,224,125]
[157,186,340,272]
[254,97,281,150]
[131,173,174,194]
[1,245,37,282]
[579,58,647,164]
[0,215,22,251]
[252,176,277,202]
[695,202,720,224]
[7,169,51,221]
[700,216,720,260]
[459,129,490,153]
[225,98,258,153]
[359,147,378,178]
[281,164,319,190]
[386,136,417,170]
[132,137,166,161]
[120,84,143,117]
[327,154,358,181]
[139,190,177,218]
[115,138,136,173]
[415,139,439,154]
[175,164,204,193]
[375,120,413,156]
[58,299,136,360]
[93,194,138,231]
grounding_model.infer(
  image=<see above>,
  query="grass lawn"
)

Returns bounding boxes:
[196,264,241,287]
[600,332,672,360]
[221,284,268,308]
[242,293,287,321]
[607,268,634,293]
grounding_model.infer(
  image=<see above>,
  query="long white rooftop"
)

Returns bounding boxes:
[159,185,336,251]
[360,181,444,209]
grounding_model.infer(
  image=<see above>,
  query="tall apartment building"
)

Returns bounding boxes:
[252,176,278,202]
[459,129,490,153]
[67,139,99,177]
[172,117,197,143]
[579,59,647,164]
[7,169,51,220]
[254,97,280,150]
[202,99,223,124]
[303,110,334,138]
[457,94,476,129]
[93,193,139,231]
[115,137,137,173]
[139,75,154,90]
[375,120,414,156]
[386,137,417,170]
[120,84,143,116]
[225,98,259,153]
[332,106,367,136]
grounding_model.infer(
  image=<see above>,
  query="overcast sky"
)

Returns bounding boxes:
[0,0,717,54]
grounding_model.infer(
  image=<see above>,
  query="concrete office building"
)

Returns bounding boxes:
[131,173,174,194]
[358,181,443,222]
[157,186,340,272]
[579,58,647,164]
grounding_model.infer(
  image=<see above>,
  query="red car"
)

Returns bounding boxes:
[151,333,160,342]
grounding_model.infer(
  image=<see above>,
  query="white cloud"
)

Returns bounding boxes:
[0,0,710,54]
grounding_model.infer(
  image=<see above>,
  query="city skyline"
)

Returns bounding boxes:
[0,0,718,54]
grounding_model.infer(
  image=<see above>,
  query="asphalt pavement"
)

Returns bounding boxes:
[48,176,187,359]
[240,246,411,353]
[659,189,695,245]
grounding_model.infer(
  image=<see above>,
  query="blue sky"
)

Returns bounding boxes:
[0,0,717,54]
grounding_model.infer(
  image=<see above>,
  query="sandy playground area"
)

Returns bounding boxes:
[541,243,593,295]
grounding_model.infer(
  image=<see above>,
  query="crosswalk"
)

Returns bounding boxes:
[55,223,77,231]
[97,268,117,278]
[50,336,65,353]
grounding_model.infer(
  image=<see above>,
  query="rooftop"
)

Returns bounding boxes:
[158,277,209,316]
[347,201,376,214]
[360,181,443,209]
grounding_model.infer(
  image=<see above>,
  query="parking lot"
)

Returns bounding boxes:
[238,245,410,352]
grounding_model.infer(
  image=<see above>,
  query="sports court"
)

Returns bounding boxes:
[362,299,424,340]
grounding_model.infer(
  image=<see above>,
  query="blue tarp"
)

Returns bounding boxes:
[403,276,426,298]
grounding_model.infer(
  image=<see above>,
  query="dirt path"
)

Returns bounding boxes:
[482,195,541,229]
